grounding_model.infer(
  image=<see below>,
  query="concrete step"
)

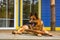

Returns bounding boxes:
[0,30,60,40]
[0,33,60,40]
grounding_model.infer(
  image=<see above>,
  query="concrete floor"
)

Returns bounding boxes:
[0,31,60,40]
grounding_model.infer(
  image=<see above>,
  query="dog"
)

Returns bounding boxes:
[12,13,53,36]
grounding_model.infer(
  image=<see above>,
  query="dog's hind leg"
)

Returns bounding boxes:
[42,27,53,36]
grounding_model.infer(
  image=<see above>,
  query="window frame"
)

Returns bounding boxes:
[0,0,16,29]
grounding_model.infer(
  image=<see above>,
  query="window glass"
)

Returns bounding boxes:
[23,0,38,25]
[0,0,14,28]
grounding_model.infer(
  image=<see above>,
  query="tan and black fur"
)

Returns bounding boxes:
[12,13,53,36]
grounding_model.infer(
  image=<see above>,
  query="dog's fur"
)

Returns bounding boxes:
[12,13,52,36]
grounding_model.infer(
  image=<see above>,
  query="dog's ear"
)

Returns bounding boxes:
[30,13,33,17]
[34,12,38,19]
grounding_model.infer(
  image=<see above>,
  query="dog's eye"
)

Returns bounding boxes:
[30,18,36,20]
[33,18,35,20]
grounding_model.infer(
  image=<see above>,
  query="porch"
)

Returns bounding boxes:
[0,30,60,40]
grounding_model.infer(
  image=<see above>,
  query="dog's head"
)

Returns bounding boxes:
[29,12,38,23]
[29,15,36,22]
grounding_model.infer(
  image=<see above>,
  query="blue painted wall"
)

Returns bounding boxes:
[42,0,60,27]
[56,0,60,27]
[41,0,51,27]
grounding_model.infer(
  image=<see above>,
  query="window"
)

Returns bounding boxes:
[23,0,38,25]
[0,0,15,29]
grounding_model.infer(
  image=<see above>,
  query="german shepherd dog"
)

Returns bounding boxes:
[12,13,53,36]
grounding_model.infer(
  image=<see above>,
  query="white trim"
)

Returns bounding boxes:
[6,0,8,27]
[0,0,16,29]
[0,18,14,20]
[14,0,16,29]
[0,27,15,30]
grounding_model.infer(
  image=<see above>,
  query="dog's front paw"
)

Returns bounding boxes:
[48,34,53,36]
[12,31,15,34]
[37,34,42,37]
